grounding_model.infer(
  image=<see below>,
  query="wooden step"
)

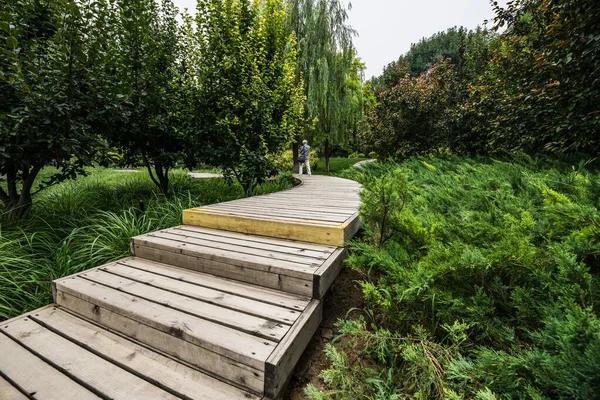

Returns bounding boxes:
[131,226,346,298]
[182,175,361,246]
[51,258,323,398]
[0,306,260,400]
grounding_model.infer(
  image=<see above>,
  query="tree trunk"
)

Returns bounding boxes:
[325,138,330,173]
[142,153,169,196]
[0,164,42,219]
[292,141,299,173]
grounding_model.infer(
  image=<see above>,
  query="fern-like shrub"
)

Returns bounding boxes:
[308,155,600,399]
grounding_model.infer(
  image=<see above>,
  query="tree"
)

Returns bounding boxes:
[467,0,600,155]
[99,0,187,196]
[0,0,104,217]
[288,0,362,172]
[193,0,304,196]
[404,26,468,76]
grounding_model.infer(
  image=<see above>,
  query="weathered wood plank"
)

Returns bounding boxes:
[3,318,178,400]
[132,245,314,297]
[118,257,310,310]
[196,207,345,226]
[0,330,100,400]
[206,204,350,223]
[172,225,337,253]
[135,235,320,278]
[101,262,301,325]
[0,375,27,400]
[55,291,266,393]
[79,269,291,341]
[167,226,332,259]
[265,300,323,399]
[182,209,347,246]
[32,307,260,400]
[148,230,324,266]
[343,212,362,242]
[55,277,276,369]
[313,247,347,299]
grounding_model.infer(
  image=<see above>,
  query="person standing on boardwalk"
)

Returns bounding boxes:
[298,140,311,176]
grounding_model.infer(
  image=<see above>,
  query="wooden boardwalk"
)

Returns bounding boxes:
[0,175,361,399]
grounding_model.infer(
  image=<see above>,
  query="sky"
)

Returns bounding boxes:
[171,0,508,80]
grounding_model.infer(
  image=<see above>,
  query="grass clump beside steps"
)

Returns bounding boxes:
[0,168,292,320]
[306,155,600,399]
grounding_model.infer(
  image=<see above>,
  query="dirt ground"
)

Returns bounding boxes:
[281,266,366,399]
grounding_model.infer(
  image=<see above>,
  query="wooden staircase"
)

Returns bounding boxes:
[0,175,360,399]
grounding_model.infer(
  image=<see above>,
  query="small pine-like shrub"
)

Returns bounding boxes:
[313,155,600,399]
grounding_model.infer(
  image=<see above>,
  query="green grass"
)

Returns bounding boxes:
[0,168,292,320]
[314,157,368,175]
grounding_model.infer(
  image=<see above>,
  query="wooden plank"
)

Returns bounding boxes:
[227,197,359,209]
[313,247,346,299]
[118,257,310,311]
[135,235,320,278]
[2,318,178,400]
[32,307,260,400]
[55,293,265,393]
[343,212,361,242]
[168,226,332,259]
[264,300,323,399]
[0,375,27,400]
[173,225,337,253]
[101,262,301,325]
[132,245,314,297]
[149,230,324,266]
[206,204,350,223]
[55,277,276,369]
[220,199,357,214]
[0,330,100,400]
[198,207,345,226]
[79,269,291,341]
[182,209,347,246]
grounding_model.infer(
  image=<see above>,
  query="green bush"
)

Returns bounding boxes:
[308,155,600,399]
[368,151,378,159]
[358,153,366,158]
[271,149,319,172]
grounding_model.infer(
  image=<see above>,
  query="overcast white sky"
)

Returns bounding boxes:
[171,0,508,79]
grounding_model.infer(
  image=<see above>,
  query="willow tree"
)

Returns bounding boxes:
[288,0,361,171]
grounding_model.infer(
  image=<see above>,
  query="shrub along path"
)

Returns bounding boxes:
[0,175,361,400]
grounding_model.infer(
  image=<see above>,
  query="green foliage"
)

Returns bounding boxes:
[98,0,189,196]
[0,167,291,320]
[288,0,364,170]
[404,26,494,77]
[365,0,600,158]
[194,0,304,196]
[466,0,600,155]
[0,0,106,216]
[271,149,319,172]
[314,157,366,175]
[314,156,600,399]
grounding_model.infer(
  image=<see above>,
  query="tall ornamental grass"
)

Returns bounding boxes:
[0,168,292,320]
